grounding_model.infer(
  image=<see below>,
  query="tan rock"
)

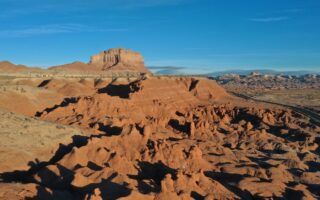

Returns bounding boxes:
[90,48,149,73]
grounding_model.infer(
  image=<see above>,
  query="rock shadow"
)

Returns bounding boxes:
[128,161,177,194]
[268,124,311,143]
[168,119,190,134]
[38,79,51,87]
[97,123,123,136]
[283,187,307,200]
[0,132,131,199]
[189,79,199,91]
[35,97,79,117]
[0,135,87,184]
[25,185,75,200]
[97,80,141,99]
[204,171,253,199]
[79,172,132,199]
[231,109,261,127]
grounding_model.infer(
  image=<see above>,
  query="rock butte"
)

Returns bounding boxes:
[0,49,319,200]
[49,48,150,73]
[90,48,148,73]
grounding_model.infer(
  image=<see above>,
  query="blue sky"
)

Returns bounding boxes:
[0,0,320,73]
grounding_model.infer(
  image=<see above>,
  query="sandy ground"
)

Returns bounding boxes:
[0,109,87,173]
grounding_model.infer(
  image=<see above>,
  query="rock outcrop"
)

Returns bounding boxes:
[89,48,149,73]
[49,48,150,73]
[37,77,231,127]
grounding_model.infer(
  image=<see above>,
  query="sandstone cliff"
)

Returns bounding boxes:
[48,48,150,73]
[89,48,149,73]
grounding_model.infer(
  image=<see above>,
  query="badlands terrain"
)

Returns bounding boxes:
[0,49,319,200]
[215,73,320,116]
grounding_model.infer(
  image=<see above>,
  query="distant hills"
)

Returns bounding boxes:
[207,69,320,77]
[0,48,150,74]
[148,66,320,77]
[1,60,319,77]
[0,61,43,73]
[147,66,187,75]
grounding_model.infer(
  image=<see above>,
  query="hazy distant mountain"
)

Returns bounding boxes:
[147,66,320,76]
[207,69,320,77]
[147,66,187,75]
[154,69,185,75]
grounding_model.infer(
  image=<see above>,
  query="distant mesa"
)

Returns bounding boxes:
[50,48,150,73]
[90,48,148,73]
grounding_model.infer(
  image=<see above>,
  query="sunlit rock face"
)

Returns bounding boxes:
[90,48,149,73]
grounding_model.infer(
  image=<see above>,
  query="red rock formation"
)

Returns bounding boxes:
[90,48,149,73]
[1,75,319,200]
[37,77,230,130]
[49,48,150,73]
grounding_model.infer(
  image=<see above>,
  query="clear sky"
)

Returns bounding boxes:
[1,0,320,73]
